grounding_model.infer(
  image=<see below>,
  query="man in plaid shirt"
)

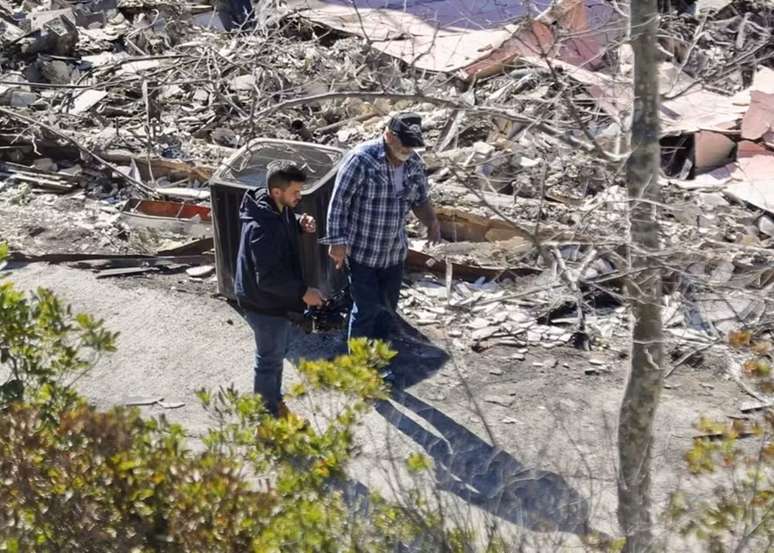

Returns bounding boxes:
[326,112,441,353]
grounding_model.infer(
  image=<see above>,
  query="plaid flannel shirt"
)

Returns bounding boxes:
[326,138,429,268]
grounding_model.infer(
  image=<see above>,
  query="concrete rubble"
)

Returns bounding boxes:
[0,0,772,398]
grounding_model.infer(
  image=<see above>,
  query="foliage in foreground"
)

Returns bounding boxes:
[668,329,773,552]
[0,245,498,553]
[9,243,770,552]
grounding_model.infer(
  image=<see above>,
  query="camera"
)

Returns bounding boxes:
[302,286,351,333]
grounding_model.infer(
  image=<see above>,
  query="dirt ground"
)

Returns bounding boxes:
[2,0,772,548]
[2,259,752,548]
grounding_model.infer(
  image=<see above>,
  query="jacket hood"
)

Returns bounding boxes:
[239,187,280,222]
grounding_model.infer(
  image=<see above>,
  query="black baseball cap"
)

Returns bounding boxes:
[387,112,424,148]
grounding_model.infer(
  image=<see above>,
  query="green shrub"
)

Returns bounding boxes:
[0,245,482,552]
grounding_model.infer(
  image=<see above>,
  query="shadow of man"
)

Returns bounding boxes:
[285,311,449,389]
[281,314,591,542]
[384,314,450,388]
[375,390,591,536]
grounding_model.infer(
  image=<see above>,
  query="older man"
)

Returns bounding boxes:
[326,112,441,348]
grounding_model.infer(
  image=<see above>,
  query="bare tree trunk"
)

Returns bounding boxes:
[618,1,664,552]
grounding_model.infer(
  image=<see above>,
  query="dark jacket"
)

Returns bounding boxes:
[234,188,306,316]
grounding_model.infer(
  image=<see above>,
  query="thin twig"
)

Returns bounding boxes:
[249,90,625,161]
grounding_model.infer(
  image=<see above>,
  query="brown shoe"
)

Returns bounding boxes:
[276,400,308,428]
[276,400,292,419]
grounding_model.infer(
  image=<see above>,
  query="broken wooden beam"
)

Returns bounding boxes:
[436,206,531,242]
[97,150,214,183]
[9,251,214,266]
[156,237,214,256]
[0,161,80,193]
[95,266,160,278]
[406,248,539,282]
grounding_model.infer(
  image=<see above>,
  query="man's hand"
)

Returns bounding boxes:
[412,201,441,244]
[299,214,316,234]
[328,244,347,270]
[428,220,442,244]
[303,287,325,307]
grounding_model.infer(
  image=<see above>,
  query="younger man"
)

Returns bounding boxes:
[235,160,324,417]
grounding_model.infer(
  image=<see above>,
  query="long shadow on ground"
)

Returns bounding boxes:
[285,313,449,389]
[375,391,591,535]
[282,313,590,536]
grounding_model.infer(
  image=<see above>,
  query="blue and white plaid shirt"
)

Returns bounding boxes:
[326,138,429,268]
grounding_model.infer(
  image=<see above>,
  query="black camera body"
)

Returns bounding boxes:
[302,286,351,333]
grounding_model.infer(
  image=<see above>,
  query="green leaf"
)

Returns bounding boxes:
[195,388,211,407]
[406,452,431,473]
[118,459,141,472]
[288,382,307,397]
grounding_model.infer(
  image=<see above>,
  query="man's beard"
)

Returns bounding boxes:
[392,147,411,162]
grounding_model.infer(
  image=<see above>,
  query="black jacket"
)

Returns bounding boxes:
[234,188,306,316]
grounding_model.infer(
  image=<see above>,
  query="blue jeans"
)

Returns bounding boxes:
[348,260,403,343]
[244,310,290,416]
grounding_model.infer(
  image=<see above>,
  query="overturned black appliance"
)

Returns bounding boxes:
[209,139,347,301]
